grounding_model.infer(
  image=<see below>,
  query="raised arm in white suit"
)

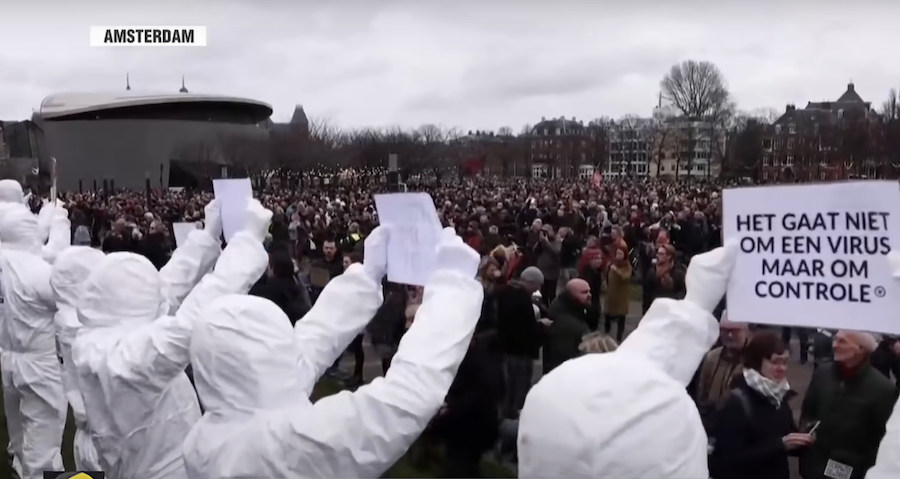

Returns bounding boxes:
[184,226,484,478]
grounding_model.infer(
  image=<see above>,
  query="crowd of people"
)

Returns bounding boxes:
[0,172,898,478]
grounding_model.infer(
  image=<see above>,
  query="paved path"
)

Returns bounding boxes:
[332,299,815,478]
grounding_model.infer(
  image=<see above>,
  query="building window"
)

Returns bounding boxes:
[787,139,794,149]
[578,164,594,179]
[788,124,796,134]
[775,125,782,134]
[786,155,794,166]
[763,155,771,166]
[820,171,826,180]
[532,163,548,178]
[837,110,844,119]
[555,128,561,135]
[763,171,769,180]
[762,139,772,149]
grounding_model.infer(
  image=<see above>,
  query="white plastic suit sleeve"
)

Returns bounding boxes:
[109,230,266,394]
[159,229,222,314]
[36,203,54,244]
[290,270,484,478]
[867,395,900,479]
[615,297,719,387]
[292,263,383,395]
[868,250,900,478]
[40,212,71,264]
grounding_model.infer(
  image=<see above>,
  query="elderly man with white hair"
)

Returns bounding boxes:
[798,327,896,479]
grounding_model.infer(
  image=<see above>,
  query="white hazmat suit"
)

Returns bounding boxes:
[866,250,900,479]
[0,179,25,205]
[50,246,107,471]
[0,204,70,479]
[72,199,269,479]
[517,242,737,479]
[182,226,483,478]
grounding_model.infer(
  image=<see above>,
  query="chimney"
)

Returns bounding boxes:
[847,82,855,92]
[541,116,546,121]
[572,116,576,122]
[786,104,796,113]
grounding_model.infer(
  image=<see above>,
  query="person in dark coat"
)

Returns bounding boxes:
[799,330,896,479]
[543,278,591,374]
[249,247,310,325]
[140,220,172,270]
[709,331,808,479]
[496,267,546,419]
[870,336,900,385]
[366,282,409,375]
[430,337,504,478]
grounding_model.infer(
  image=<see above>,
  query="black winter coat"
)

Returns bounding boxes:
[709,380,798,479]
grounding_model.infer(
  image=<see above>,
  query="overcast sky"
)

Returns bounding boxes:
[2,0,898,130]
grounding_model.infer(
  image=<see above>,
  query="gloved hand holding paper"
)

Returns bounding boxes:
[373,193,444,286]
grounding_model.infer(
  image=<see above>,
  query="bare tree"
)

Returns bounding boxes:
[661,60,732,179]
[647,112,673,178]
[497,126,514,137]
[660,60,731,119]
[519,124,533,136]
[883,88,899,121]
[747,107,782,124]
[728,119,765,180]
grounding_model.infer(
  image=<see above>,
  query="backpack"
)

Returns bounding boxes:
[707,388,753,455]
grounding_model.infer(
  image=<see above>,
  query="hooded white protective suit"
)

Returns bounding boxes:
[517,242,737,479]
[182,226,484,479]
[50,246,107,471]
[71,199,270,479]
[866,250,900,479]
[0,179,25,204]
[0,205,68,479]
[36,200,73,264]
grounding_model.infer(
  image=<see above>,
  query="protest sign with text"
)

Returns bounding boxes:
[723,181,900,334]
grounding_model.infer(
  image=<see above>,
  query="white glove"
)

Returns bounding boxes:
[684,240,738,313]
[888,251,900,279]
[362,226,389,284]
[433,227,480,279]
[244,199,272,243]
[204,200,223,240]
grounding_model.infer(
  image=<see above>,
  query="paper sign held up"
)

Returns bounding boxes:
[212,178,253,242]
[374,192,443,286]
[723,181,900,334]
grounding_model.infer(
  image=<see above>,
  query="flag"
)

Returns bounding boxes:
[591,167,602,188]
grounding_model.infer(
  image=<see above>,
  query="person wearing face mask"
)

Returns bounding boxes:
[50,246,107,471]
[71,199,271,479]
[708,331,808,479]
[517,241,737,478]
[181,227,484,478]
[0,200,70,479]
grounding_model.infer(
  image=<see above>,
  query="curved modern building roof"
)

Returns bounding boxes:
[39,92,273,120]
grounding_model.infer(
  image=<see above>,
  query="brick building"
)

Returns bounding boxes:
[761,83,881,181]
[525,116,605,179]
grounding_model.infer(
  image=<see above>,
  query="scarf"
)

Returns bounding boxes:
[742,368,790,408]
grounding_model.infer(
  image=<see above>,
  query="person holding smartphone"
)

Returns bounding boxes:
[708,331,811,479]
